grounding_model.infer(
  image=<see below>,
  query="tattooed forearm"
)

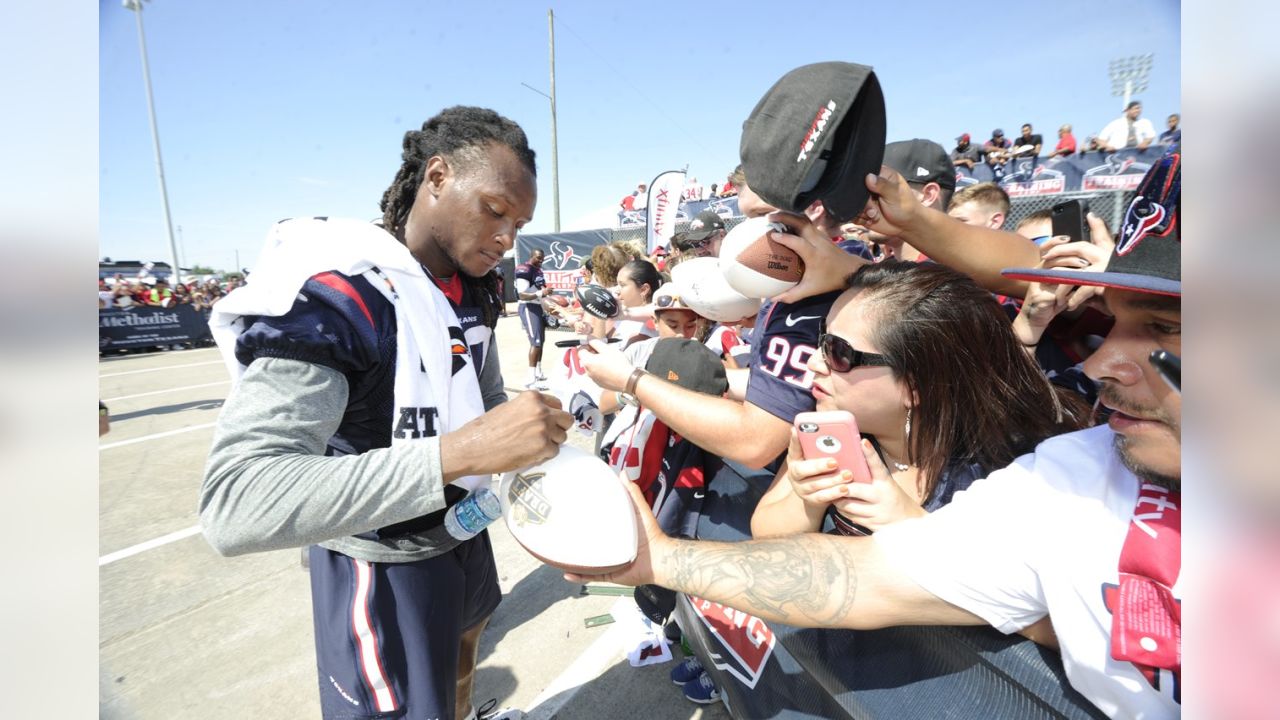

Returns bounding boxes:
[661,535,860,628]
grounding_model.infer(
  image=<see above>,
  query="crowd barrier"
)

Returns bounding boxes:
[676,460,1107,719]
[99,304,212,351]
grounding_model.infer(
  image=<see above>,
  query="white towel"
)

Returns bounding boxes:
[209,217,488,491]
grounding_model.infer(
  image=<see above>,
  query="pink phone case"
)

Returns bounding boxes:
[794,411,872,483]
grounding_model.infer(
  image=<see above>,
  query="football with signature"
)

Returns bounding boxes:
[499,445,638,574]
[719,216,804,298]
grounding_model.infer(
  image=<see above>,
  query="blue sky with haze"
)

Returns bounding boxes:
[99,0,1180,271]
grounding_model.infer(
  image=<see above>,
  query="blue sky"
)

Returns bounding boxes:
[100,0,1180,272]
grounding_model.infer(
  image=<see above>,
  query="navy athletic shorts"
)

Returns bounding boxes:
[308,531,501,719]
[517,302,545,348]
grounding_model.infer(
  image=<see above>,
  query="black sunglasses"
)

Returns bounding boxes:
[818,321,890,373]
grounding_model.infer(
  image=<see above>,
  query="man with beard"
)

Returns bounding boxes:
[566,149,1183,718]
[201,106,572,720]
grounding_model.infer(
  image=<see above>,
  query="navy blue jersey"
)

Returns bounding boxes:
[235,269,494,537]
[745,290,842,426]
[514,262,545,302]
[745,242,867,438]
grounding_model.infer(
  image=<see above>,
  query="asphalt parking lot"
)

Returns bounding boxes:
[98,306,729,719]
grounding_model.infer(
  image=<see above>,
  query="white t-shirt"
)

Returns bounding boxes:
[612,317,657,348]
[875,425,1181,719]
[1097,116,1157,150]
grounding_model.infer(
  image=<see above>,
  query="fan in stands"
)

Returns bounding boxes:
[718,216,804,298]
[499,445,638,574]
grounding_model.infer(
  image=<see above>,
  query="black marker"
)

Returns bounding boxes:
[1148,350,1180,394]
[554,337,622,348]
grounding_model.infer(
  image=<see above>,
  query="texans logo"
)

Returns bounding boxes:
[548,241,577,270]
[1118,199,1168,255]
[1116,150,1180,256]
[448,326,469,375]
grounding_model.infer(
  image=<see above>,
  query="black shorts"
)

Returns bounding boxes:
[307,532,501,719]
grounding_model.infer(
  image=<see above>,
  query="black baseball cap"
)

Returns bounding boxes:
[1002,146,1180,297]
[739,61,886,223]
[685,210,726,241]
[645,338,728,396]
[882,139,956,191]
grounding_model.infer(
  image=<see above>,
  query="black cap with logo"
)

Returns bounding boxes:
[739,62,886,223]
[882,139,956,192]
[685,210,726,241]
[645,338,728,396]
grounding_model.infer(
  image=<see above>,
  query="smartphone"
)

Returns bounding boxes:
[794,411,872,483]
[1051,199,1092,245]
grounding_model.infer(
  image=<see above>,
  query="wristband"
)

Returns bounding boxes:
[625,367,647,396]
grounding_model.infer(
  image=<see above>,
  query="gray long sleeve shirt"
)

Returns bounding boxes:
[200,340,508,563]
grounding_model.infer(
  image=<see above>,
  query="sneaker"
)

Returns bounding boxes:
[669,655,704,685]
[466,698,523,720]
[682,671,721,705]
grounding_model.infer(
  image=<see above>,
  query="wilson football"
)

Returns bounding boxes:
[718,216,804,298]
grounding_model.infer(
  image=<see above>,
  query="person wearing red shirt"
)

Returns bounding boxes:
[1049,124,1077,158]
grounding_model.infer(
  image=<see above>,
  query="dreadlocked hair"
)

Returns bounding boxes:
[379,106,537,328]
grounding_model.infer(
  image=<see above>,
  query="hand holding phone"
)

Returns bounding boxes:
[1051,199,1092,245]
[794,411,872,483]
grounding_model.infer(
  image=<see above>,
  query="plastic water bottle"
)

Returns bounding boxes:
[442,487,502,541]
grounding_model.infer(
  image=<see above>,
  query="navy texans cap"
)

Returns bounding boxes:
[1002,146,1180,297]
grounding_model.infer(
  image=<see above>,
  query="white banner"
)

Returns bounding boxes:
[645,170,686,255]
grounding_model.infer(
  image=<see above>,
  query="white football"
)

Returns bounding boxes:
[498,445,638,574]
[670,257,762,323]
[718,216,804,298]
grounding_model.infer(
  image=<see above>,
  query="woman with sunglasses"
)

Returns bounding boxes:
[752,261,1090,538]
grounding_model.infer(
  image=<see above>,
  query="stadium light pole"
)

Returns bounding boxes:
[122,0,183,284]
[520,9,561,232]
[1109,54,1153,110]
[548,9,559,233]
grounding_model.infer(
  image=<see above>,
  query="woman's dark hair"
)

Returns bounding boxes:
[845,261,1090,498]
[379,106,536,328]
[620,259,662,302]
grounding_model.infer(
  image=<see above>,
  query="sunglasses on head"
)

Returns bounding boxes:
[654,293,682,309]
[818,321,890,373]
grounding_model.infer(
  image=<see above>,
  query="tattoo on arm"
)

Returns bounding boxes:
[665,536,859,627]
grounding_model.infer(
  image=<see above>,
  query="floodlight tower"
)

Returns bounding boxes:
[1109,54,1153,110]
[122,0,183,284]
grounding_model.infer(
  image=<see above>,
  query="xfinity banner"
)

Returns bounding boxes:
[645,169,686,255]
[99,305,212,350]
